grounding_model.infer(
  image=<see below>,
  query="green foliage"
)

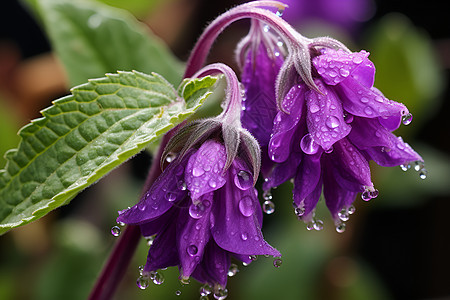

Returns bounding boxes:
[32,0,184,86]
[0,72,217,235]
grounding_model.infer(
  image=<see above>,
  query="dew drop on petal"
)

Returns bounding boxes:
[238,196,254,217]
[300,133,320,154]
[111,226,121,237]
[241,232,248,241]
[326,116,340,129]
[165,192,176,202]
[402,113,413,125]
[227,263,239,277]
[273,258,283,268]
[234,170,253,190]
[339,68,350,77]
[262,200,275,214]
[192,167,205,177]
[136,275,149,290]
[364,106,373,116]
[309,104,320,113]
[189,202,206,219]
[145,235,155,246]
[177,180,187,190]
[187,244,198,256]
[360,97,369,103]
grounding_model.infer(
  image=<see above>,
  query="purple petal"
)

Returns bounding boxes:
[348,116,393,149]
[241,44,282,146]
[328,138,373,189]
[313,49,373,87]
[298,176,323,223]
[140,207,176,237]
[263,150,302,191]
[211,169,280,257]
[185,140,227,201]
[117,153,190,225]
[268,84,305,163]
[177,192,213,278]
[336,76,409,121]
[192,241,230,287]
[323,168,357,221]
[305,80,351,150]
[363,135,423,167]
[143,212,180,272]
[293,151,322,210]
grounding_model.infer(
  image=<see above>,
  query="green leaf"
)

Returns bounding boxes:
[0,72,217,235]
[33,0,184,86]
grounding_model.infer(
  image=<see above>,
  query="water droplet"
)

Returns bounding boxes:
[200,284,212,296]
[414,161,425,172]
[241,232,248,241]
[200,296,209,300]
[419,169,428,180]
[136,275,149,289]
[313,219,324,231]
[187,244,198,256]
[352,55,363,64]
[189,202,206,219]
[400,164,411,171]
[228,263,239,277]
[324,146,334,154]
[263,190,273,201]
[165,192,177,202]
[294,206,305,217]
[177,180,187,190]
[276,8,284,17]
[339,68,350,77]
[262,200,275,214]
[370,189,379,198]
[402,113,413,125]
[336,223,346,233]
[111,226,121,237]
[193,167,205,177]
[239,196,254,217]
[306,222,314,231]
[175,290,181,296]
[309,104,320,113]
[338,209,350,222]
[166,153,176,163]
[273,258,283,268]
[180,276,190,285]
[300,133,320,155]
[145,235,155,246]
[235,170,253,190]
[213,288,228,300]
[348,205,356,215]
[343,112,354,123]
[360,97,369,103]
[361,189,371,201]
[325,116,340,129]
[364,106,373,116]
[249,255,257,261]
[152,271,165,285]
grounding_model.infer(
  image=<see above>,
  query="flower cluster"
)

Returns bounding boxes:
[116,0,425,296]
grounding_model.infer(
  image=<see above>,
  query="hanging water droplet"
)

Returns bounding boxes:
[294,206,305,217]
[166,152,176,163]
[313,219,324,231]
[111,226,121,237]
[138,265,144,276]
[177,180,187,190]
[402,113,413,125]
[200,284,212,296]
[343,112,354,123]
[249,255,257,261]
[419,169,428,180]
[263,190,273,201]
[336,223,346,233]
[300,133,320,155]
[338,209,350,222]
[152,271,165,285]
[189,202,206,219]
[306,222,315,231]
[414,161,425,172]
[136,275,149,289]
[370,189,379,199]
[187,244,198,256]
[273,258,283,268]
[175,290,182,296]
[180,276,190,285]
[348,205,356,215]
[238,196,254,217]
[145,235,155,246]
[227,263,239,277]
[400,164,411,171]
[234,170,253,190]
[361,190,371,201]
[262,200,275,214]
[200,296,209,300]
[213,288,228,300]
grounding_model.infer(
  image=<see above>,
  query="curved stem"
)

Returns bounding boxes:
[184,3,304,78]
[88,132,173,300]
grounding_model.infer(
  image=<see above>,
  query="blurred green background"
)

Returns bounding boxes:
[0,0,449,299]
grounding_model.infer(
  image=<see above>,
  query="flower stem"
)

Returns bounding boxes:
[88,133,173,300]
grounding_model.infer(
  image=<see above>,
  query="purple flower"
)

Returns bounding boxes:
[116,63,280,292]
[262,48,424,231]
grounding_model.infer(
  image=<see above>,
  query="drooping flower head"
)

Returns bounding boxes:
[117,63,280,295]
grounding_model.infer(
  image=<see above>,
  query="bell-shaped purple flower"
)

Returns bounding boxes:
[264,47,424,231]
[117,140,279,289]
